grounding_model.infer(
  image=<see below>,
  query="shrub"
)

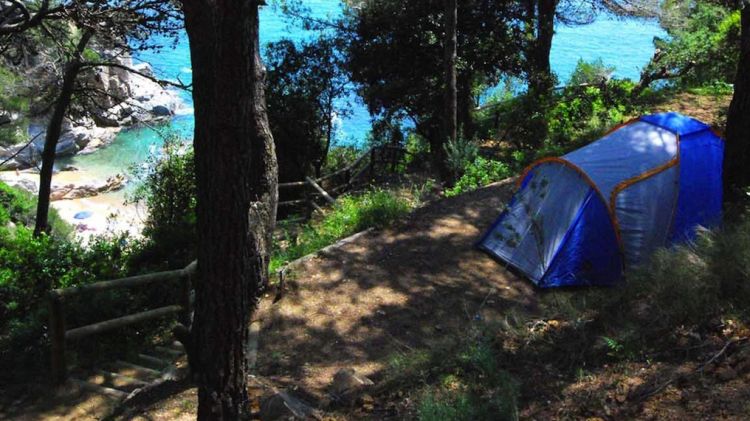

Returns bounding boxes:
[323,146,360,174]
[0,181,70,238]
[0,226,138,372]
[445,157,511,198]
[128,137,196,268]
[444,136,479,181]
[568,58,615,86]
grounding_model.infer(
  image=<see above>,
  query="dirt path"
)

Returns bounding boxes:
[254,179,534,397]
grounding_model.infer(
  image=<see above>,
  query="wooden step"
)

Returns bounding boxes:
[111,360,161,378]
[70,378,128,400]
[154,346,183,359]
[137,353,171,369]
[95,369,150,388]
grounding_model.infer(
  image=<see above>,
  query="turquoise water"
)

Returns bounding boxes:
[63,3,665,177]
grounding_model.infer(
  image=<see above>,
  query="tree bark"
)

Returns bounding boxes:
[523,0,557,148]
[724,4,750,204]
[458,71,475,141]
[34,30,92,237]
[440,0,457,180]
[182,0,278,419]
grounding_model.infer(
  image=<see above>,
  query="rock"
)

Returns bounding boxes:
[259,390,322,420]
[0,112,11,126]
[61,165,79,171]
[55,138,79,157]
[151,105,172,117]
[716,366,737,381]
[329,368,374,404]
[49,174,126,201]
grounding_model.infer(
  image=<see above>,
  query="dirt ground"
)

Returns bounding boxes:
[253,179,527,396]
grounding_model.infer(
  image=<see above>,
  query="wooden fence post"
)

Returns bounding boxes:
[178,271,192,328]
[49,293,66,385]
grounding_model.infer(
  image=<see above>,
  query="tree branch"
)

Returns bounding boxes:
[80,62,192,91]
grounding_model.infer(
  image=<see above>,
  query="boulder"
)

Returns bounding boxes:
[0,112,11,126]
[329,368,374,405]
[151,105,172,117]
[55,138,79,157]
[259,390,322,421]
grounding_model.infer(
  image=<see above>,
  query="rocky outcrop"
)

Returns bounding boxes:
[0,56,183,171]
[49,174,126,201]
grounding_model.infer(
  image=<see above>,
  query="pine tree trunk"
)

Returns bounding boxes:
[725,5,750,204]
[182,0,278,419]
[441,0,457,180]
[33,31,92,237]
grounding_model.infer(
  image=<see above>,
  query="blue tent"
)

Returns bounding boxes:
[478,112,724,288]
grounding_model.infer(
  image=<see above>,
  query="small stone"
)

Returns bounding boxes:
[716,366,737,381]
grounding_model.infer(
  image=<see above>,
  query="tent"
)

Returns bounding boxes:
[478,112,724,288]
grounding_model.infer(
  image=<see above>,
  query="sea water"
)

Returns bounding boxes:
[61,1,666,178]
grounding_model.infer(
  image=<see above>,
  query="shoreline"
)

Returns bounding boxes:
[0,169,146,238]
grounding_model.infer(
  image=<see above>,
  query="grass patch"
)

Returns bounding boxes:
[383,330,519,421]
[271,188,412,271]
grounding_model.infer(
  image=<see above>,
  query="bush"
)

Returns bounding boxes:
[568,58,615,86]
[0,181,70,238]
[323,146,360,174]
[271,188,412,271]
[444,136,479,181]
[445,157,511,198]
[128,137,196,268]
[0,225,139,372]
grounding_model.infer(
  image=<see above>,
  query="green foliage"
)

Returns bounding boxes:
[444,136,479,181]
[271,189,412,271]
[548,79,639,145]
[648,1,741,87]
[626,218,750,330]
[128,137,196,268]
[568,58,615,86]
[385,333,518,421]
[0,65,30,147]
[0,181,69,237]
[323,146,360,174]
[266,35,351,182]
[445,157,511,198]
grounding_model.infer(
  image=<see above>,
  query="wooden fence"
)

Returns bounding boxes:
[48,262,196,384]
[47,145,407,385]
[277,144,406,216]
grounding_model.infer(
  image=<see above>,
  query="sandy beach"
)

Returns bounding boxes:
[0,170,146,238]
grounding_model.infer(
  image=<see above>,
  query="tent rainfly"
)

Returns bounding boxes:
[478,112,724,288]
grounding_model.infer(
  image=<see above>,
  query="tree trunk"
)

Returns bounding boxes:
[182,0,278,419]
[529,0,556,96]
[440,0,457,180]
[725,4,750,204]
[458,71,475,141]
[34,31,92,237]
[523,0,557,148]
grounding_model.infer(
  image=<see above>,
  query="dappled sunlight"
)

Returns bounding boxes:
[254,180,539,398]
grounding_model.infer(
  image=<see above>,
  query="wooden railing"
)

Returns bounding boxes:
[48,261,196,384]
[47,146,407,384]
[277,145,406,215]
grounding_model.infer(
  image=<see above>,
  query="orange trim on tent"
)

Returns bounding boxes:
[608,157,680,211]
[603,117,641,136]
[710,127,725,140]
[516,157,624,250]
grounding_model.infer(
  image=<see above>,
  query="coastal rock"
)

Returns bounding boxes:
[49,174,126,201]
[55,138,79,157]
[0,112,11,126]
[151,105,172,117]
[0,177,38,194]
